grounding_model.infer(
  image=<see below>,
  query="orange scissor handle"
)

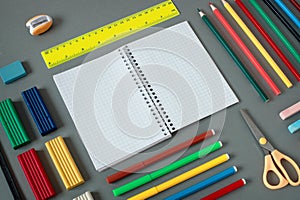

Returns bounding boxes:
[271,149,300,186]
[263,154,288,190]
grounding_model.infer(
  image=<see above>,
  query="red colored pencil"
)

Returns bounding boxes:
[290,0,300,12]
[201,178,246,200]
[235,0,300,81]
[106,130,215,183]
[210,3,280,96]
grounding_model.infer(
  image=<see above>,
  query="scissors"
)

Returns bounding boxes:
[240,109,300,190]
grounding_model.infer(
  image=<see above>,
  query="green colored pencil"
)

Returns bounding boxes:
[198,10,269,102]
[112,141,222,196]
[249,0,300,63]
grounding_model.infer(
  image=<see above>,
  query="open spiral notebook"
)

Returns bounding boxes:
[53,21,239,171]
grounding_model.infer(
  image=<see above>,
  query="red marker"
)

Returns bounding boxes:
[235,0,300,81]
[106,130,215,183]
[201,179,246,200]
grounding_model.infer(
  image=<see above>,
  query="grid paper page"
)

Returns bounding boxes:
[127,21,239,132]
[53,49,170,171]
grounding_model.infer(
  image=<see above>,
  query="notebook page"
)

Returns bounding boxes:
[53,49,170,171]
[126,21,239,132]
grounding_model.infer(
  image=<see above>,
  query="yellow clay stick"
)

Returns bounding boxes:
[45,136,84,190]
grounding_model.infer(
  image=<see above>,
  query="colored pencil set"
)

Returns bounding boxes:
[198,0,300,102]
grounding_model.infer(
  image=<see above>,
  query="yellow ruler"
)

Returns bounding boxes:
[41,0,180,69]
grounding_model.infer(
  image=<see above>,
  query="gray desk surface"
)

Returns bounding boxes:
[1,0,300,199]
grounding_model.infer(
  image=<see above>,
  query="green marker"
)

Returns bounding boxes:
[112,141,222,196]
[249,0,300,63]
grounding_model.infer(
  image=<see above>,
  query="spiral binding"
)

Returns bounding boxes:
[121,46,175,133]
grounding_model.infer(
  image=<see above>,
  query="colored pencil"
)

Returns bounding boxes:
[127,154,230,200]
[165,166,238,200]
[235,0,300,81]
[290,0,300,12]
[113,141,222,196]
[198,10,269,102]
[249,0,300,63]
[222,0,292,88]
[106,130,215,183]
[0,142,22,200]
[274,0,300,28]
[201,178,246,200]
[209,3,281,96]
[263,0,300,42]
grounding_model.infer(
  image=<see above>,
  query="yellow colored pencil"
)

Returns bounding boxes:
[222,0,292,88]
[127,154,230,200]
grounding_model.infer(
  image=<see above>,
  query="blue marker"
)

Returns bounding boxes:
[288,119,300,134]
[274,0,300,28]
[164,166,238,200]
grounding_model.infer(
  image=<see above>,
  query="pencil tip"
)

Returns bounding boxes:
[209,3,216,10]
[199,10,205,17]
[197,8,200,12]
[221,0,227,4]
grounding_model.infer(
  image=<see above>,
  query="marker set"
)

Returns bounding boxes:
[109,131,246,199]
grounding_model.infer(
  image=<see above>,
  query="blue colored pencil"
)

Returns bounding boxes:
[274,0,300,28]
[164,166,237,200]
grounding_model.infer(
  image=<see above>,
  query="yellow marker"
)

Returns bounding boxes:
[41,0,180,69]
[222,0,292,88]
[128,154,230,200]
[45,136,84,190]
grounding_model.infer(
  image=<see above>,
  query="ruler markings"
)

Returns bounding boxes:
[41,0,179,68]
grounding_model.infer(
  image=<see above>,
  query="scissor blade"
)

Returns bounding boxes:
[240,109,272,148]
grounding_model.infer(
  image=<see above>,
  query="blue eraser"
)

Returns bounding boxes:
[0,61,27,84]
[21,86,57,136]
[288,119,300,134]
